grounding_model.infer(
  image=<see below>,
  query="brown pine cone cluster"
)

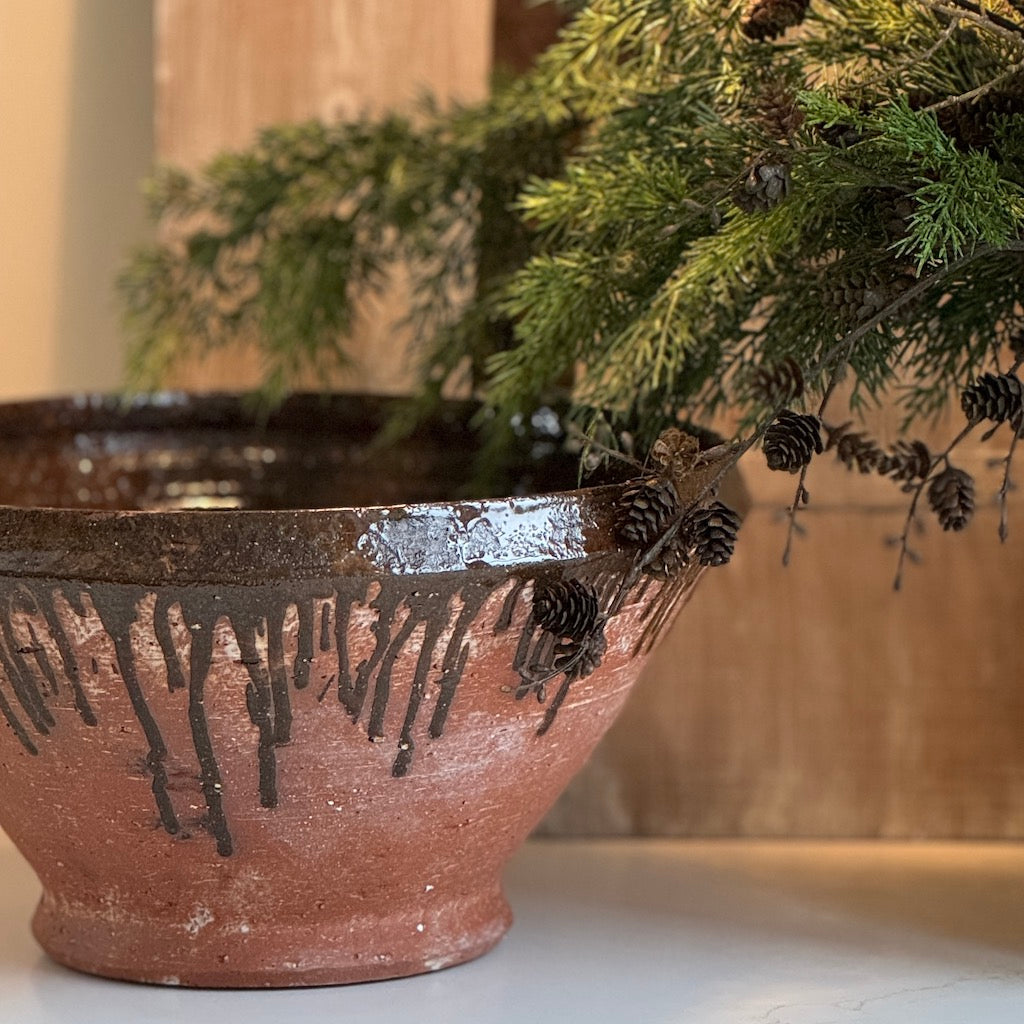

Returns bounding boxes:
[533,578,601,642]
[617,477,680,546]
[822,267,912,324]
[880,440,933,484]
[741,0,810,41]
[960,373,1023,431]
[734,160,791,213]
[750,357,805,406]
[689,503,742,566]
[764,410,823,472]
[755,79,805,139]
[825,422,886,474]
[927,467,975,532]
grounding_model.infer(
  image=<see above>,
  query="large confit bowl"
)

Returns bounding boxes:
[0,393,706,987]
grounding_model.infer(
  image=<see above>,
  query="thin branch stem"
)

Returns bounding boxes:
[924,57,1024,113]
[892,421,973,589]
[914,0,1024,43]
[998,427,1020,542]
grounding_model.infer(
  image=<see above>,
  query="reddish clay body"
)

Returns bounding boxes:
[0,394,701,987]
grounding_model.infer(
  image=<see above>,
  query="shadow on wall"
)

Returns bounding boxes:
[55,0,153,396]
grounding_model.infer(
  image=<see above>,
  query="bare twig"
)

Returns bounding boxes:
[923,58,1024,114]
[914,0,1024,43]
[892,422,973,589]
[998,427,1021,541]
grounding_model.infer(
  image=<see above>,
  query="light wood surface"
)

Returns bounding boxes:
[156,2,1024,837]
[543,440,1024,837]
[155,0,493,394]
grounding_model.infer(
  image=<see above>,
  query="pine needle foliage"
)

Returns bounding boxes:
[121,0,1024,459]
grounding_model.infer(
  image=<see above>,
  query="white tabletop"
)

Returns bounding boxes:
[1,834,1022,1023]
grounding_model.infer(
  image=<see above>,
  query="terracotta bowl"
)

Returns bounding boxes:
[0,393,706,987]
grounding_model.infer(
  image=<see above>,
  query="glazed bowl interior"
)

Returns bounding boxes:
[0,393,582,512]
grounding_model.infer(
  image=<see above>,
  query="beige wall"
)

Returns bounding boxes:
[0,0,153,401]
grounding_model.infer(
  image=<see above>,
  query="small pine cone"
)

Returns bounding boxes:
[935,82,1024,151]
[882,197,916,242]
[960,373,1023,430]
[879,440,932,483]
[927,466,975,532]
[822,268,912,324]
[734,160,791,213]
[553,631,607,679]
[756,80,805,138]
[617,476,680,546]
[644,532,690,580]
[763,410,823,473]
[750,357,805,406]
[741,0,810,41]
[818,121,866,148]
[689,502,741,567]
[825,422,886,474]
[533,578,601,642]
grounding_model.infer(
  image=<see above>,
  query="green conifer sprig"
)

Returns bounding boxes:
[120,0,1024,553]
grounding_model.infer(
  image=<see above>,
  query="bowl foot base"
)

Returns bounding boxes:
[32,884,513,988]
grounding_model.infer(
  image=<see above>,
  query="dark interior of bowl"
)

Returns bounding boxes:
[0,393,594,512]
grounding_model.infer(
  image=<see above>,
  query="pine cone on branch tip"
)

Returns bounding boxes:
[879,440,932,483]
[756,80,805,138]
[763,410,824,473]
[822,268,913,324]
[644,531,690,580]
[960,373,1024,430]
[617,476,680,546]
[750,357,805,406]
[928,467,975,532]
[553,631,607,680]
[741,0,810,41]
[533,578,601,643]
[825,422,886,474]
[733,160,791,213]
[689,502,741,567]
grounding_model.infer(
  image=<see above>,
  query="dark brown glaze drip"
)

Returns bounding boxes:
[0,590,54,737]
[349,584,405,726]
[334,582,363,719]
[40,586,97,726]
[24,621,58,695]
[265,601,294,745]
[293,599,315,691]
[368,613,420,744]
[178,593,233,857]
[235,612,279,809]
[493,578,527,635]
[153,594,187,692]
[0,558,648,858]
[634,571,699,657]
[90,585,181,839]
[429,582,492,740]
[319,603,332,652]
[0,683,36,754]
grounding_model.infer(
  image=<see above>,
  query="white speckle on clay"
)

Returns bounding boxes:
[238,922,251,934]
[416,923,425,933]
[424,884,435,892]
[161,976,181,986]
[184,906,214,937]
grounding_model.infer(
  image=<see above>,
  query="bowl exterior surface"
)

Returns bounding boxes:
[0,396,702,987]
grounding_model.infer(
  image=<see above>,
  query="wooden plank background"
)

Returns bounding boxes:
[156,0,1024,837]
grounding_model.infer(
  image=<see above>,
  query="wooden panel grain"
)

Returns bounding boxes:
[542,426,1024,838]
[155,3,1024,838]
[154,0,493,392]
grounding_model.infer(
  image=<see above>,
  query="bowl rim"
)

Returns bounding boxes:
[0,391,629,585]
